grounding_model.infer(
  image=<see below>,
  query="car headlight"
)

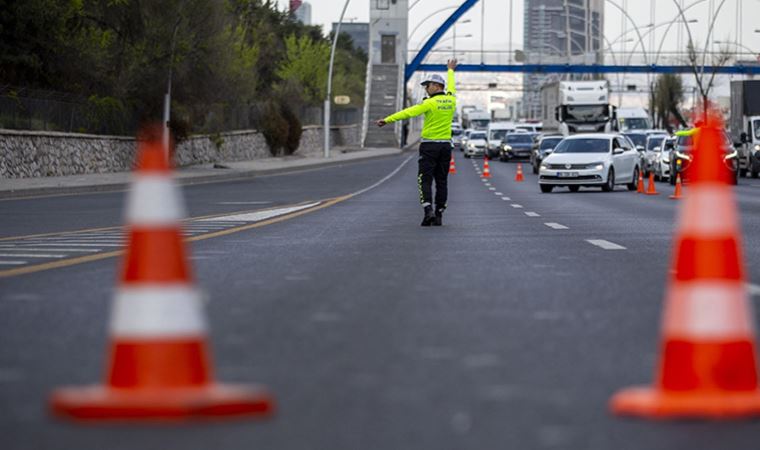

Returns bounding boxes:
[724,150,738,161]
[468,144,475,149]
[502,145,512,151]
[674,151,691,161]
[754,144,760,152]
[587,162,604,170]
[662,156,670,163]
[540,162,549,170]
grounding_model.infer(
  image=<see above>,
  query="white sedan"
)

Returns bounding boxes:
[538,134,641,193]
[464,131,487,158]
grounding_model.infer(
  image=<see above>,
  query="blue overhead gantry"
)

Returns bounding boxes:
[405,0,760,83]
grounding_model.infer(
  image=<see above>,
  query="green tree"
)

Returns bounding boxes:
[276,34,329,104]
[654,73,687,130]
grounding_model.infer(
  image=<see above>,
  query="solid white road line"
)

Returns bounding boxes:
[19,242,123,247]
[544,223,569,230]
[524,212,540,217]
[0,254,66,258]
[0,247,99,253]
[200,202,320,223]
[501,196,511,201]
[586,239,627,250]
[510,204,523,208]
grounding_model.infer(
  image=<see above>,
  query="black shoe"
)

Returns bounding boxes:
[432,208,444,226]
[421,206,435,226]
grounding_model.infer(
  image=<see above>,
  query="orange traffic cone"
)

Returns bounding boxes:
[482,157,491,178]
[449,153,457,174]
[645,172,659,195]
[637,170,645,193]
[669,174,684,200]
[50,127,274,421]
[610,112,760,419]
[515,163,525,182]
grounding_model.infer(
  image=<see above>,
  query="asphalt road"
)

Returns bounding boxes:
[2,150,760,449]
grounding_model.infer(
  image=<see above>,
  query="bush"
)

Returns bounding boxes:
[281,103,302,155]
[259,101,289,156]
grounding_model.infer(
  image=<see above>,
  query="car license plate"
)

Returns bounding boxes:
[557,172,578,177]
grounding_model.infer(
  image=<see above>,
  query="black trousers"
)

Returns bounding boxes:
[418,141,451,209]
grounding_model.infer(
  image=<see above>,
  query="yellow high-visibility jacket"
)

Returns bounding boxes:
[383,69,456,141]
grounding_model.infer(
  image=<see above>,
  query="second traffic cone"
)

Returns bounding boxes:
[610,111,760,419]
[482,157,491,178]
[645,172,659,195]
[50,126,274,421]
[515,163,525,182]
[637,170,645,193]
[669,174,683,199]
[449,153,457,174]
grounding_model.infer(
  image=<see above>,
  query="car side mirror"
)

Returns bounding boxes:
[665,142,674,150]
[734,142,743,150]
[636,145,645,152]
[613,148,624,155]
[741,132,748,143]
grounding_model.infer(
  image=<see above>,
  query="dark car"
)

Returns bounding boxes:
[530,135,564,174]
[499,133,535,161]
[668,130,739,185]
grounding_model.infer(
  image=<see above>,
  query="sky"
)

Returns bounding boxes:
[278,0,760,106]
[280,0,760,56]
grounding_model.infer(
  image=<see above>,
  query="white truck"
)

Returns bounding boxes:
[616,107,652,131]
[730,80,760,178]
[540,80,616,136]
[463,109,491,130]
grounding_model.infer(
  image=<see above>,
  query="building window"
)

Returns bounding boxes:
[376,0,389,10]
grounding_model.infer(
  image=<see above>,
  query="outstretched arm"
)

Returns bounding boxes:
[447,59,457,95]
[376,102,431,127]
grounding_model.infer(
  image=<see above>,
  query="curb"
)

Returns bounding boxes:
[0,148,405,200]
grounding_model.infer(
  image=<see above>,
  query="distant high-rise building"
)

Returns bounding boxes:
[522,0,604,119]
[291,1,312,25]
[332,22,369,55]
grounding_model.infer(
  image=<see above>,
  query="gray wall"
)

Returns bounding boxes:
[0,125,360,178]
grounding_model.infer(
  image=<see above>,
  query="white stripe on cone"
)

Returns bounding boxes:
[110,285,207,338]
[126,175,186,226]
[677,183,738,237]
[663,281,755,339]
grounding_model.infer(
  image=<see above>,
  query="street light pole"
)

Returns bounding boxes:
[163,18,180,160]
[324,0,351,159]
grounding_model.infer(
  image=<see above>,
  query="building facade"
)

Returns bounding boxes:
[291,0,312,25]
[331,22,369,55]
[522,0,604,119]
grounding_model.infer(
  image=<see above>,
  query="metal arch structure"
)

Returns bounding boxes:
[405,0,760,79]
[416,63,760,75]
[404,0,479,83]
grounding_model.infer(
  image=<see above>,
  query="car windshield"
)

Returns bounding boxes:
[647,136,665,150]
[490,130,509,140]
[620,118,649,130]
[754,119,760,139]
[451,128,462,136]
[516,126,534,132]
[470,132,486,140]
[676,134,693,148]
[505,134,534,143]
[553,138,609,154]
[624,133,647,147]
[471,119,490,128]
[540,137,563,149]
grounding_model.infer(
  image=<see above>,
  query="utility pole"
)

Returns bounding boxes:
[163,18,181,160]
[324,0,351,159]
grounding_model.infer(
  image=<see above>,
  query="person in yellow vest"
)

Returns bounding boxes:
[377,59,458,226]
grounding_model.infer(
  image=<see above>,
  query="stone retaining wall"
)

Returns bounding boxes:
[0,124,359,178]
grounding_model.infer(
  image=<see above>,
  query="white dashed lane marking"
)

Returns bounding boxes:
[524,212,540,217]
[544,223,569,230]
[0,261,26,265]
[0,253,66,258]
[586,239,627,250]
[748,284,760,296]
[510,204,523,209]
[494,192,503,195]
[489,187,496,191]
[501,197,511,201]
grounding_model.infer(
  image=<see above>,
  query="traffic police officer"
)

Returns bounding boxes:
[377,59,458,226]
